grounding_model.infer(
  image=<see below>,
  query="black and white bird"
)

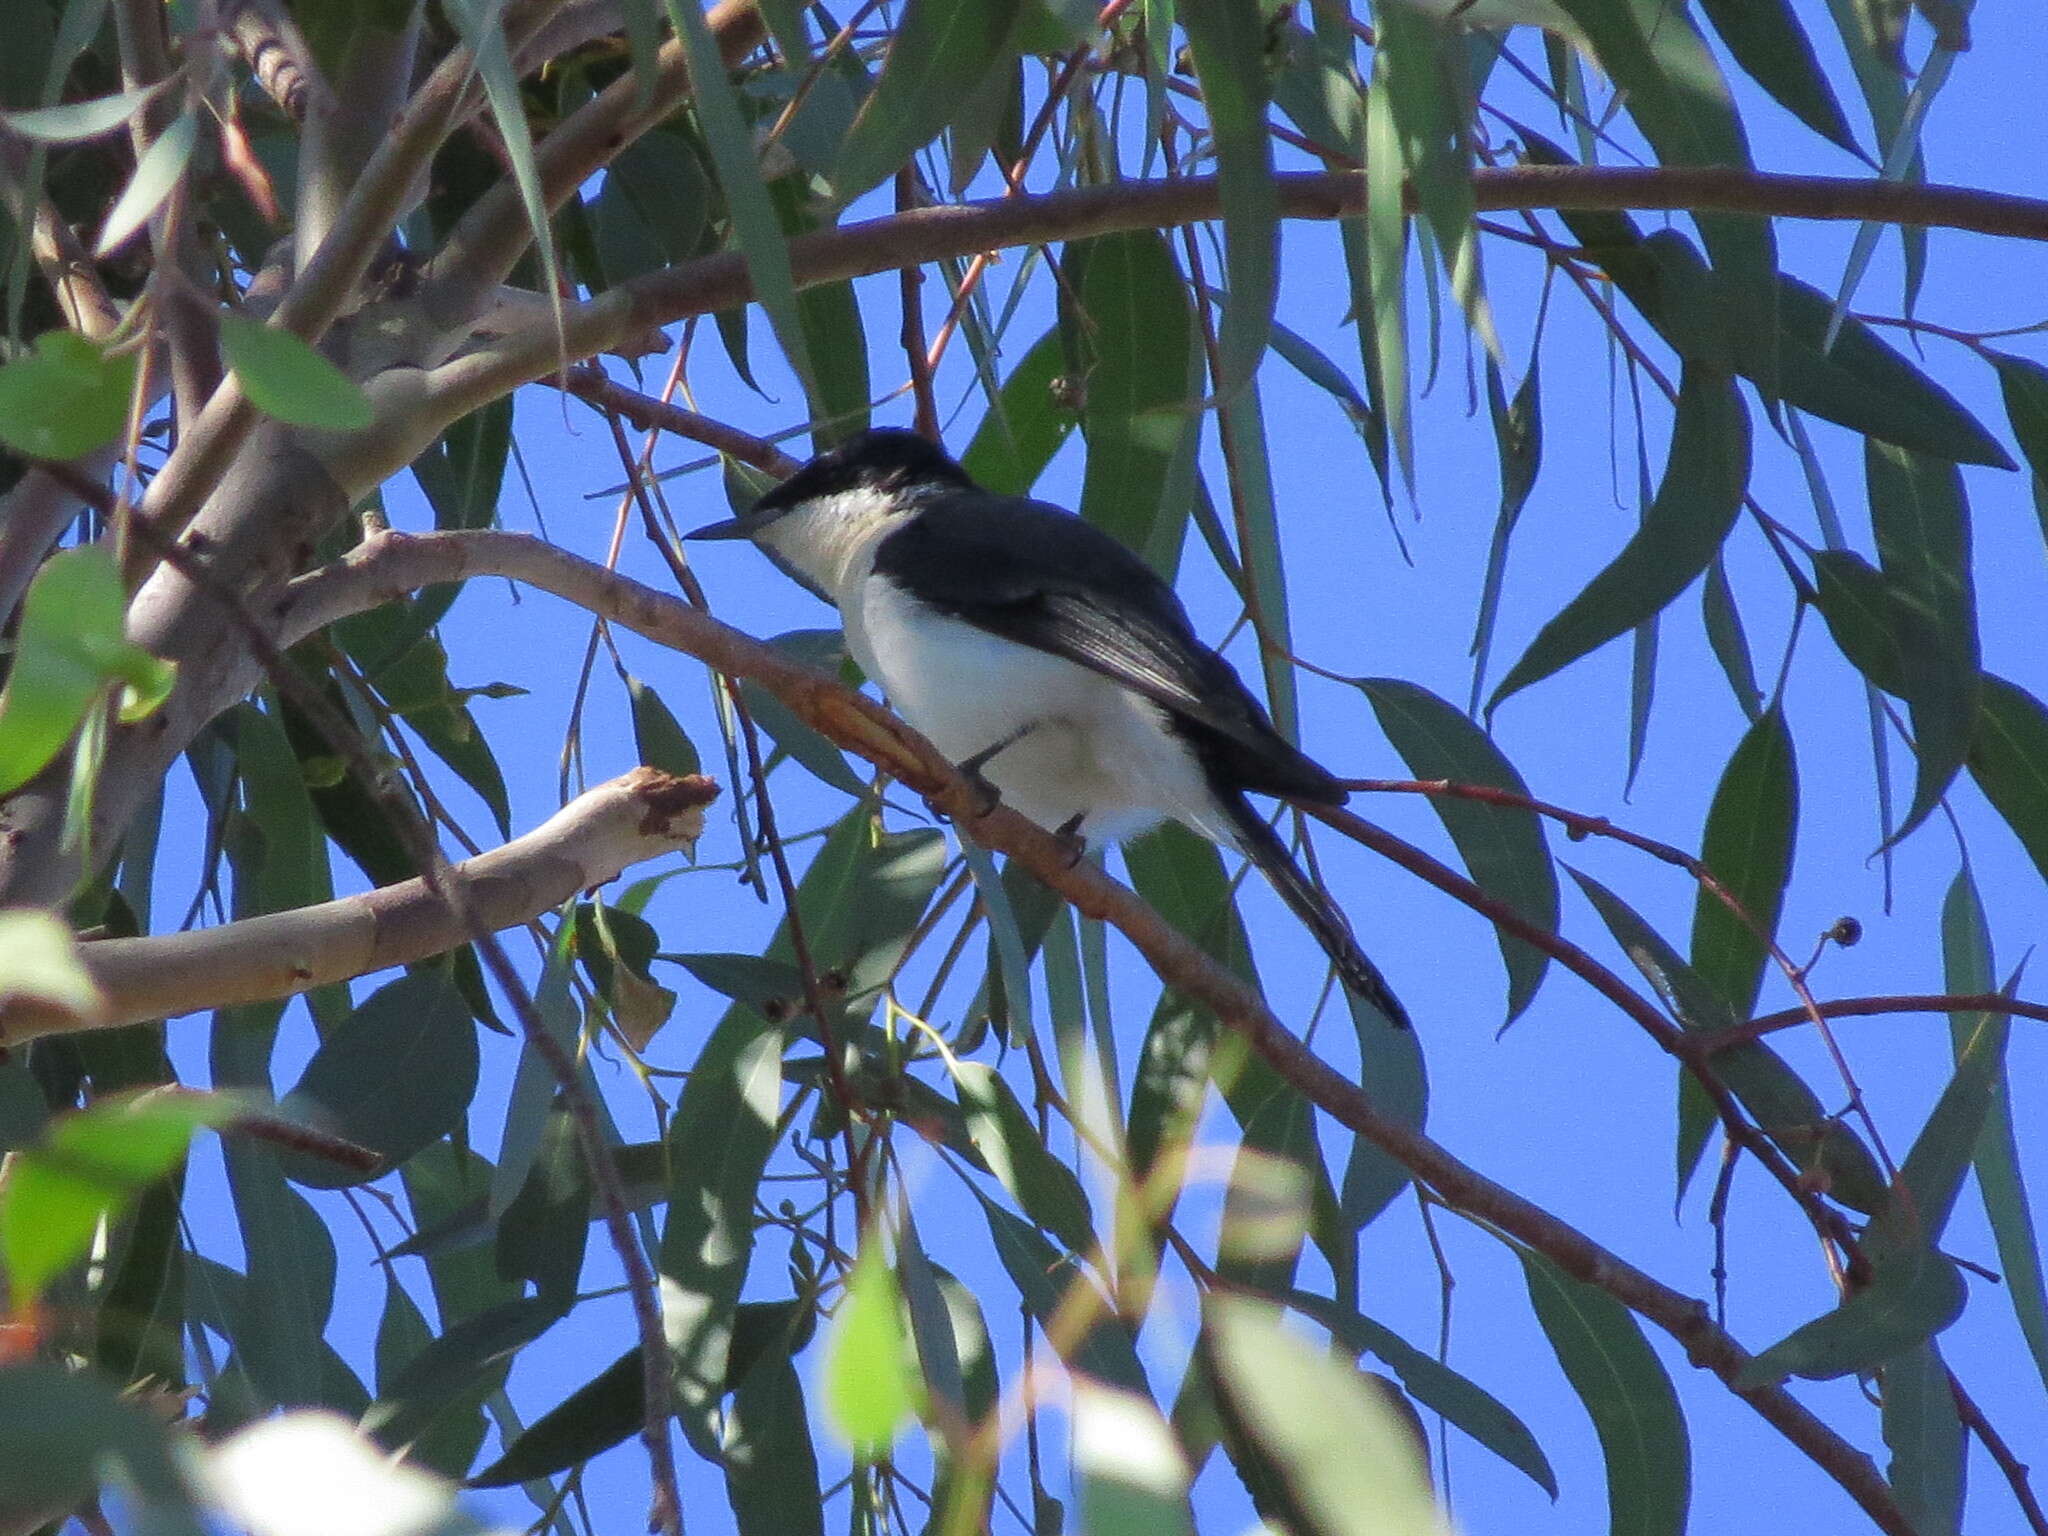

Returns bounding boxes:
[687,428,1409,1029]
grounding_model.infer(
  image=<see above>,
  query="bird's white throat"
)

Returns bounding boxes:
[753,486,920,604]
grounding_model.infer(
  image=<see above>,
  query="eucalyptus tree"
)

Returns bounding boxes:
[2,1,2046,1534]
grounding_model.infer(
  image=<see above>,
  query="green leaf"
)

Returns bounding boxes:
[1359,679,1557,1021]
[625,673,702,777]
[219,311,374,430]
[1940,868,2048,1394]
[1549,0,1777,392]
[666,0,813,396]
[1571,867,1888,1212]
[275,969,479,1188]
[1491,365,1748,710]
[0,908,105,1027]
[1695,0,1862,156]
[657,1004,787,1457]
[975,1191,1148,1394]
[0,1361,195,1531]
[4,81,170,141]
[1372,1,1494,370]
[822,1236,917,1454]
[1471,357,1543,711]
[1880,1340,1965,1536]
[951,1060,1094,1254]
[1864,441,1979,841]
[962,326,1079,495]
[1062,231,1201,559]
[1179,0,1279,400]
[1073,1382,1196,1536]
[367,1295,559,1450]
[492,1099,591,1310]
[830,0,1022,201]
[1518,1246,1690,1536]
[1285,1288,1557,1498]
[0,328,140,460]
[1,1089,236,1306]
[1700,556,1764,721]
[1201,1293,1443,1536]
[1989,349,2048,549]
[1689,707,1797,1021]
[1968,674,2048,889]
[95,106,195,256]
[1524,143,2012,468]
[724,1346,826,1536]
[1738,1244,1966,1386]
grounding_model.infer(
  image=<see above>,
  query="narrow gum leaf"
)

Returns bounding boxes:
[1517,1246,1691,1536]
[1491,365,1749,711]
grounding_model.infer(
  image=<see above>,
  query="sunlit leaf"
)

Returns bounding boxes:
[822,1236,917,1454]
[0,908,107,1030]
[95,106,195,256]
[1202,1293,1445,1536]
[0,328,139,460]
[2,1089,238,1307]
[0,546,174,797]
[1073,1383,1195,1536]
[219,311,374,430]
[4,80,170,141]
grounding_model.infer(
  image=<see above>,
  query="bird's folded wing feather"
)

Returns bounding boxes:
[872,495,1341,802]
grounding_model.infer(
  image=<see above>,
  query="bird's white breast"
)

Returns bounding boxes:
[847,576,1227,849]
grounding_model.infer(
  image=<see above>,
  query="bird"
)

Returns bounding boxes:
[685,428,1410,1029]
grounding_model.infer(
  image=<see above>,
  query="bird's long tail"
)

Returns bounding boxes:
[1217,793,1412,1030]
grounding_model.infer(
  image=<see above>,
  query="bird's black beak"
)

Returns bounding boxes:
[681,515,759,541]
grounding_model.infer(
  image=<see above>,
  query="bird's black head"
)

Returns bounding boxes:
[751,428,974,515]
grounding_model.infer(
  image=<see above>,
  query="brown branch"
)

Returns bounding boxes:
[0,769,715,1044]
[1300,800,1867,1274]
[410,164,2048,466]
[1711,993,2048,1048]
[222,0,329,123]
[276,528,1912,1535]
[557,365,800,477]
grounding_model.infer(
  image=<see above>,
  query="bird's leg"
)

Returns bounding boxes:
[953,721,1039,816]
[1051,812,1088,869]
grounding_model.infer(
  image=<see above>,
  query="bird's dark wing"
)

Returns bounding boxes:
[872,493,1345,804]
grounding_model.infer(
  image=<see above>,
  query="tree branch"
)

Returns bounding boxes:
[398,164,2048,485]
[0,769,716,1044]
[277,527,1912,1535]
